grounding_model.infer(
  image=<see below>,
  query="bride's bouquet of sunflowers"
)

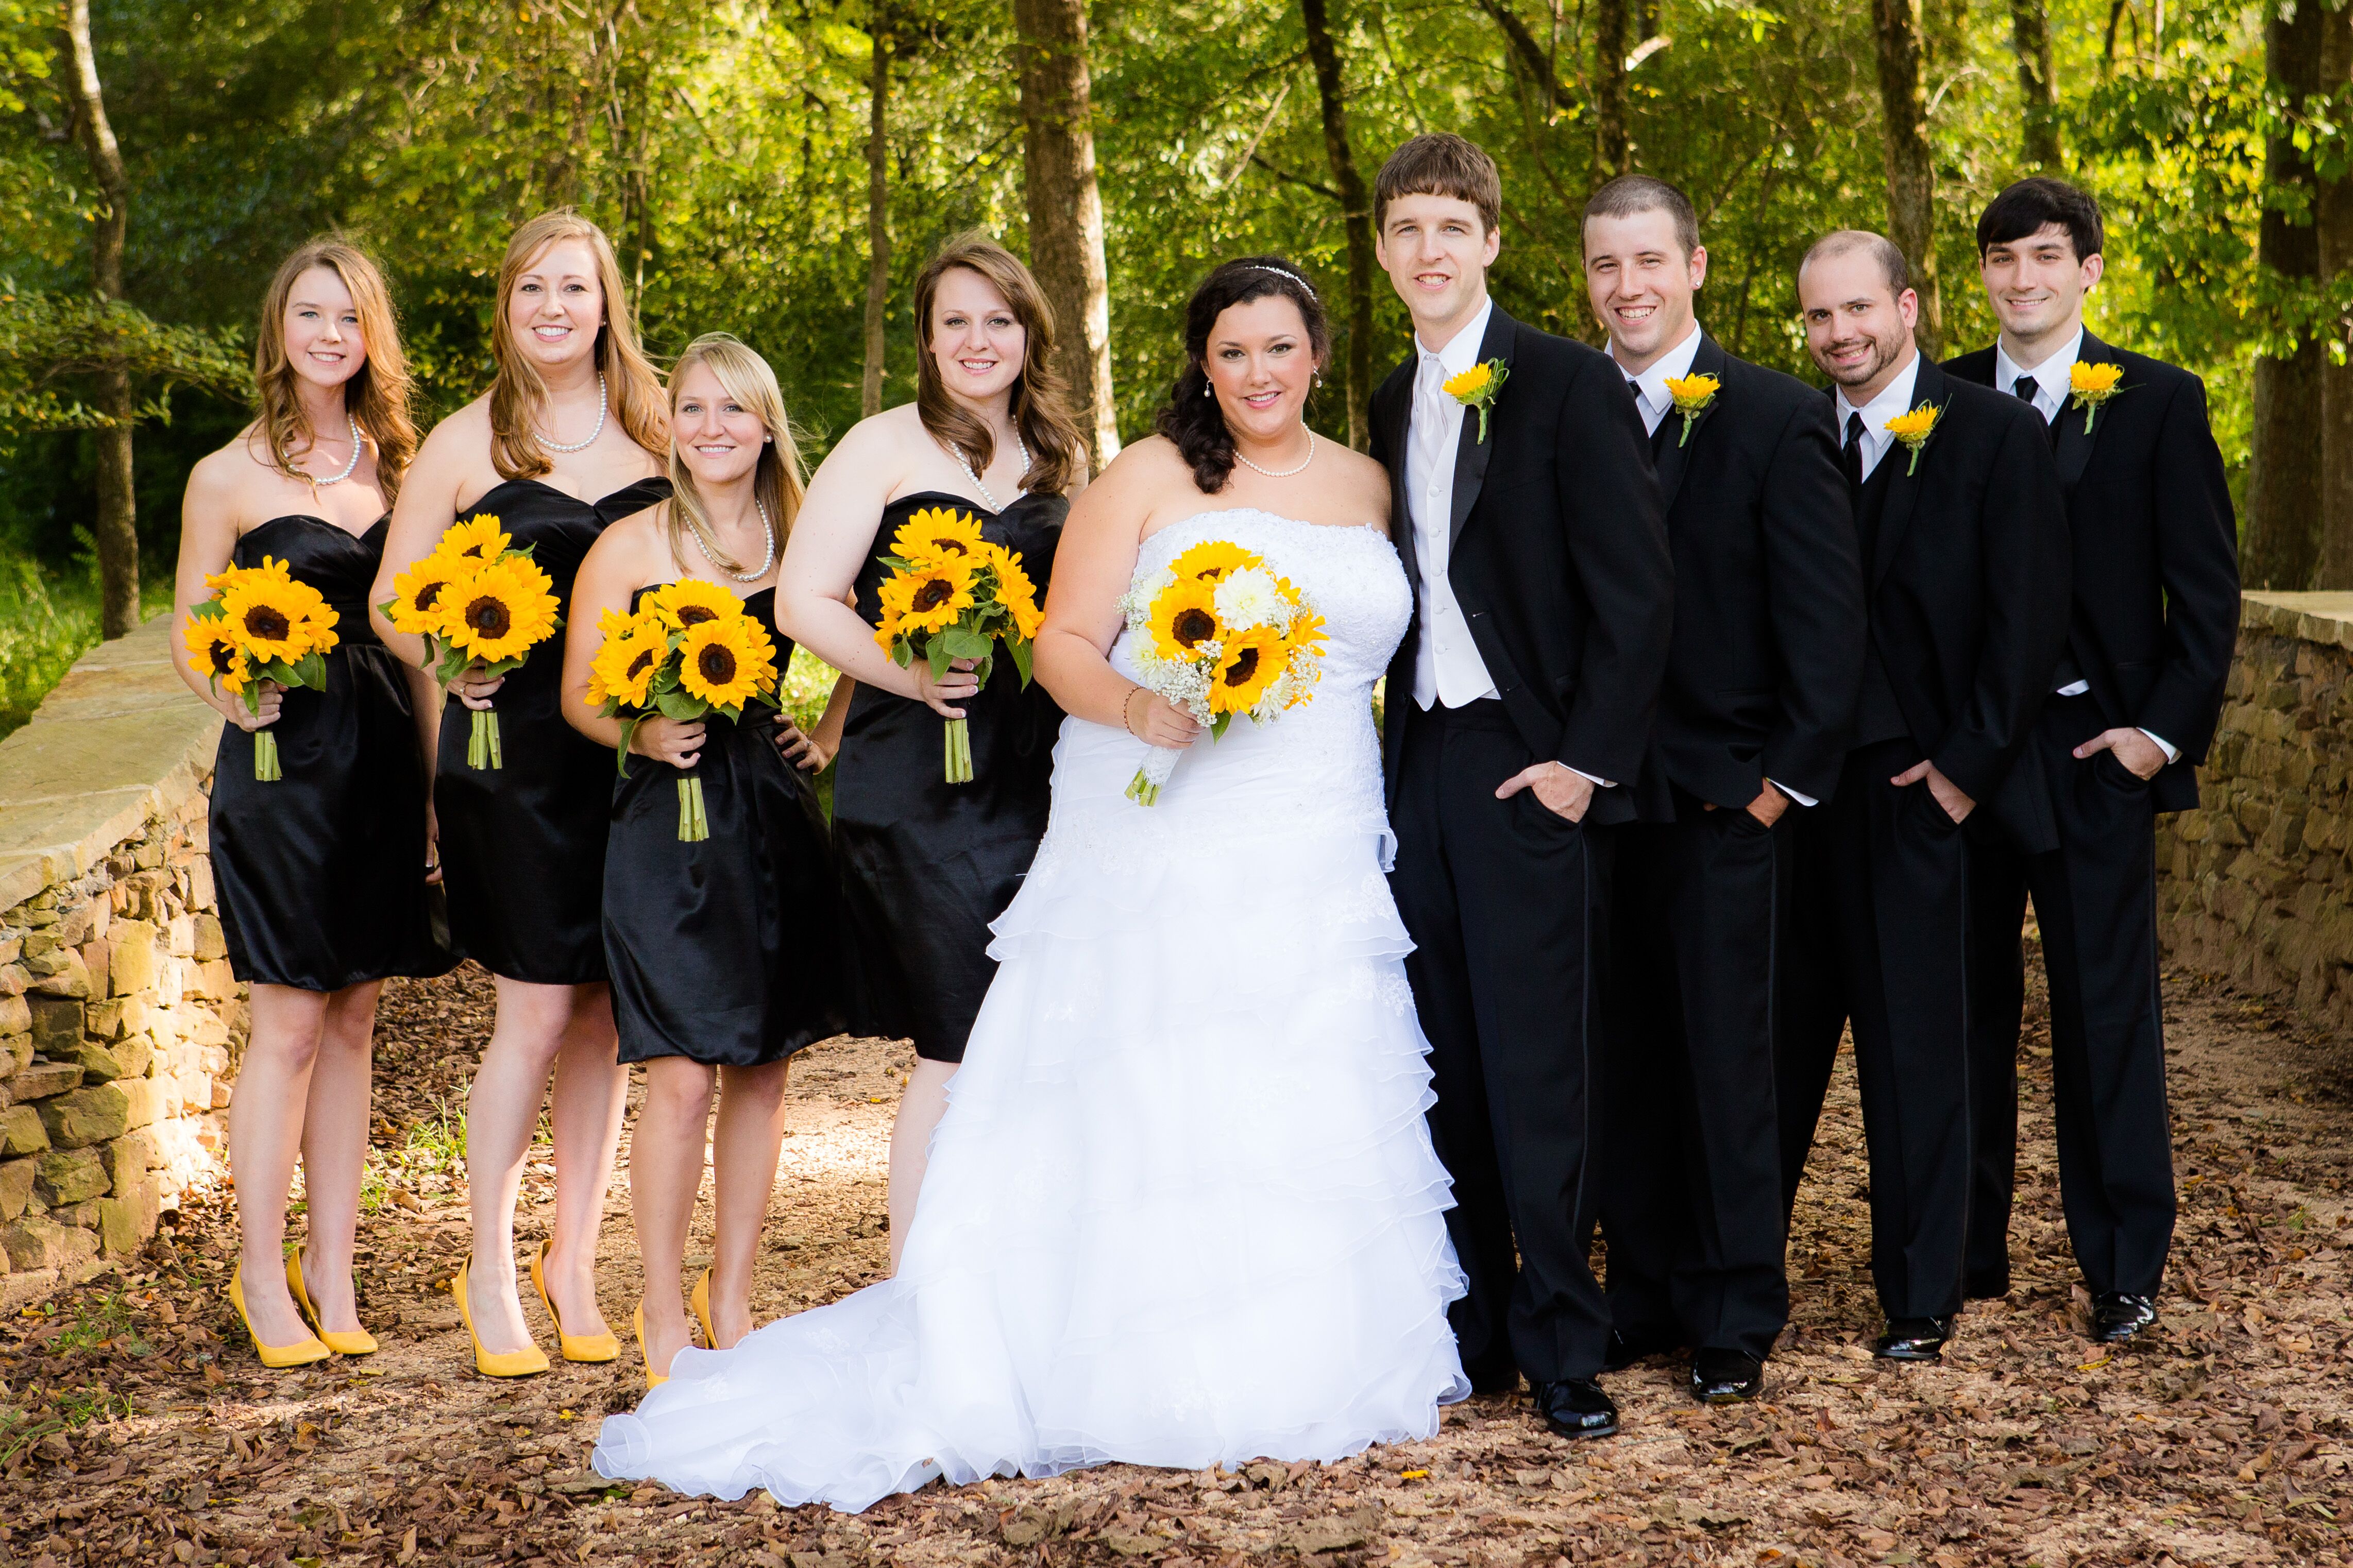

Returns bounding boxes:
[1115,538,1327,806]
[587,579,781,841]
[871,506,1045,783]
[184,557,341,782]
[381,516,562,769]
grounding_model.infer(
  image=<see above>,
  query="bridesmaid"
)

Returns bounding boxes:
[777,233,1086,1264]
[174,238,451,1367]
[562,333,846,1387]
[371,212,670,1377]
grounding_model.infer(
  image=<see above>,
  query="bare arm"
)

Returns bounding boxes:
[559,513,705,769]
[171,447,281,733]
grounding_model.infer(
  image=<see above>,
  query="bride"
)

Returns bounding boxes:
[593,256,1468,1510]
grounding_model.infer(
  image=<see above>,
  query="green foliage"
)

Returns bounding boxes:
[0,558,167,737]
[0,289,249,435]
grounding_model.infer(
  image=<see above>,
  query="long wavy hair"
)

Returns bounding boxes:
[1154,256,1329,494]
[664,333,808,578]
[911,233,1086,499]
[487,211,668,481]
[252,238,417,500]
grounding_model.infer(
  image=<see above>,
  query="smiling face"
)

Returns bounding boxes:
[926,266,1026,407]
[280,265,366,393]
[1980,221,2102,349]
[1204,293,1318,447]
[671,360,770,491]
[1799,246,1920,403]
[1584,208,1706,373]
[506,238,606,373]
[1375,192,1500,346]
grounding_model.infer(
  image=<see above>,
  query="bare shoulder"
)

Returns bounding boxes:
[1071,435,1189,523]
[1319,441,1393,532]
[589,502,668,572]
[418,396,492,458]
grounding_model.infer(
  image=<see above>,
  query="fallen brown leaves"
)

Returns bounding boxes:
[0,952,2347,1567]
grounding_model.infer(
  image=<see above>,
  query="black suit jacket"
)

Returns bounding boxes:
[1632,333,1865,816]
[1944,330,2240,814]
[1846,355,2073,851]
[1371,305,1674,826]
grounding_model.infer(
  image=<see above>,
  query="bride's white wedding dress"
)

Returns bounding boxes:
[593,508,1468,1511]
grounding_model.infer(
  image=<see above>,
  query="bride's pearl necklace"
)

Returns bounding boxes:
[289,413,364,486]
[688,497,777,584]
[537,372,608,454]
[1234,430,1316,480]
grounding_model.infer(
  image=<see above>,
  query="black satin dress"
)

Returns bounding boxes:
[604,586,847,1067]
[834,489,1066,1062]
[210,516,454,991]
[434,475,670,984]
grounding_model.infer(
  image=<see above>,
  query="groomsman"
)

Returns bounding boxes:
[1777,231,2070,1361]
[1581,176,1865,1404]
[1371,134,1673,1439]
[1946,178,2239,1342]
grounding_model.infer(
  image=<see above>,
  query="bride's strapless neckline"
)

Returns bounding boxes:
[1143,507,1385,548]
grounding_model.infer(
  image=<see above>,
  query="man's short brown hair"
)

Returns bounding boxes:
[1583,175,1699,257]
[1375,134,1502,236]
[1799,229,1911,296]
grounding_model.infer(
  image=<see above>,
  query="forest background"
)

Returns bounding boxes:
[0,0,2332,731]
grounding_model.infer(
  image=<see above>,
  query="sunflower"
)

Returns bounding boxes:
[878,557,979,638]
[437,515,512,565]
[588,609,669,708]
[985,544,1045,641]
[1146,578,1223,661]
[444,554,560,663]
[872,604,908,652]
[2069,361,2124,397]
[888,507,988,566]
[645,576,742,631]
[677,615,773,709]
[183,617,249,695]
[221,563,331,664]
[386,552,468,635]
[204,556,292,598]
[1883,404,1940,442]
[1165,539,1260,585]
[1443,362,1496,402]
[1209,624,1286,714]
[1282,604,1329,661]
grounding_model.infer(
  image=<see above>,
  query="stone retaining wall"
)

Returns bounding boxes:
[2157,591,2353,1031]
[0,615,238,1307]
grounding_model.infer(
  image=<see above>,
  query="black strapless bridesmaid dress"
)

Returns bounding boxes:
[209,516,454,991]
[833,488,1066,1062]
[602,586,847,1067]
[434,475,671,984]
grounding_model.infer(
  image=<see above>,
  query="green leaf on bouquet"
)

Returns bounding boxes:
[654,687,706,721]
[614,715,641,775]
[1007,635,1034,688]
[190,599,226,623]
[1211,712,1233,741]
[294,650,326,688]
[890,640,914,669]
[970,653,995,689]
[925,640,952,680]
[942,625,991,660]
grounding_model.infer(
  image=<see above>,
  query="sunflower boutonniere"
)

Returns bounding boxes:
[1444,359,1509,444]
[1662,372,1721,448]
[1883,402,1945,477]
[2069,361,2126,432]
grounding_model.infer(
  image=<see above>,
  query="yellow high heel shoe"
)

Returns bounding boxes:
[454,1257,550,1378]
[228,1263,330,1369]
[635,1305,668,1390]
[532,1239,620,1363]
[286,1245,377,1356]
[691,1267,716,1351]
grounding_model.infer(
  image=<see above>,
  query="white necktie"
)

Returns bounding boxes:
[1414,355,1450,509]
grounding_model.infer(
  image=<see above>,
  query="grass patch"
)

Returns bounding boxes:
[0,558,174,739]
[360,1095,471,1213]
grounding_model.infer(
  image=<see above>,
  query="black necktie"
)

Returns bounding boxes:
[1841,410,1866,489]
[2012,374,2045,421]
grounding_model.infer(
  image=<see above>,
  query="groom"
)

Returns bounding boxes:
[1370,133,1673,1440]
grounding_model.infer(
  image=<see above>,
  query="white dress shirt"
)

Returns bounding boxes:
[1618,323,1703,439]
[1832,351,1922,484]
[1408,298,1499,712]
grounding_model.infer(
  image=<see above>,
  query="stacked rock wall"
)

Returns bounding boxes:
[2157,591,2353,1031]
[0,616,238,1307]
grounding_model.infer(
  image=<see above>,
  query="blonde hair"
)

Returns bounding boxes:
[665,333,806,577]
[487,210,668,480]
[252,238,417,500]
[912,232,1087,500]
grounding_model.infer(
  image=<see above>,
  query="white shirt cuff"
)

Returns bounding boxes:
[1566,767,1616,789]
[1768,779,1819,809]
[2055,679,2092,696]
[2138,728,2179,765]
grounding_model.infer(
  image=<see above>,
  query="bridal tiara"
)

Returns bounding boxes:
[1245,264,1316,297]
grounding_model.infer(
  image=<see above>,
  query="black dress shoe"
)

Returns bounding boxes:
[1871,1316,1954,1362]
[1530,1378,1620,1439]
[2090,1292,2158,1343]
[1601,1327,1679,1372]
[1689,1349,1764,1404]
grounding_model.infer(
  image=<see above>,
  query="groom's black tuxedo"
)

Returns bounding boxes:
[1945,331,2239,1304]
[1373,303,1673,1390]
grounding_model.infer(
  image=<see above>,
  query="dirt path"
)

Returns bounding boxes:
[3,949,2349,1566]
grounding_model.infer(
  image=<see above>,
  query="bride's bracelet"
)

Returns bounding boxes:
[1122,686,1148,739]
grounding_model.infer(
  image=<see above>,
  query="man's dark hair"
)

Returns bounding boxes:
[1583,175,1700,258]
[1976,177,2103,263]
[1374,133,1502,236]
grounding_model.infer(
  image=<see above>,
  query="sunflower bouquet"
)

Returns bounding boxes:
[1113,538,1327,806]
[587,579,782,841]
[380,515,562,769]
[870,506,1045,783]
[184,558,341,782]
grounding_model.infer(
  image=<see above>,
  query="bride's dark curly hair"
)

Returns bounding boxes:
[1154,255,1330,493]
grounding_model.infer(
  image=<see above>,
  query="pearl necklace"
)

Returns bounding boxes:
[951,431,1028,512]
[290,413,364,487]
[537,372,608,454]
[1233,430,1316,480]
[688,497,776,584]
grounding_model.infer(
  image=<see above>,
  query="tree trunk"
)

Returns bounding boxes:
[1015,0,1119,471]
[2245,0,2326,591]
[1594,0,1631,181]
[2009,0,2062,172]
[1871,0,1942,358]
[61,0,138,638]
[2316,5,2353,588]
[1299,0,1374,451]
[861,14,890,420]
